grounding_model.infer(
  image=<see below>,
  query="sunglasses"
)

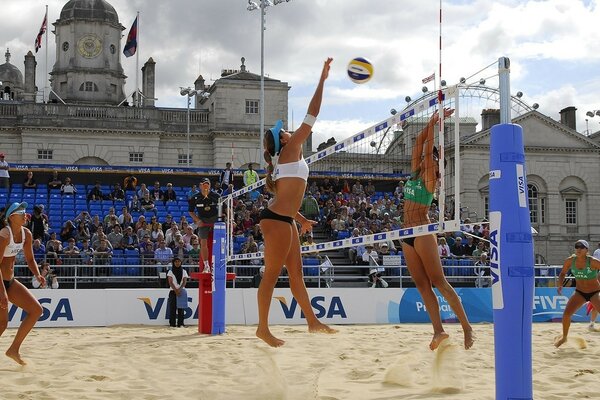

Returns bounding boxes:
[574,244,587,249]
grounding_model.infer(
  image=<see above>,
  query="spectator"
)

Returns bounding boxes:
[136,183,149,199]
[62,238,81,265]
[32,239,46,263]
[103,207,117,227]
[92,232,112,251]
[123,174,138,191]
[163,183,177,204]
[364,180,376,197]
[93,239,112,268]
[161,214,173,235]
[154,239,173,268]
[32,262,59,289]
[165,222,180,248]
[128,195,141,213]
[59,220,77,242]
[45,232,63,264]
[141,242,156,266]
[463,236,477,256]
[107,224,124,250]
[140,193,158,217]
[109,183,125,201]
[472,241,487,258]
[188,177,222,273]
[172,239,189,264]
[474,252,490,288]
[212,181,223,196]
[219,162,235,189]
[348,228,363,265]
[187,184,199,199]
[74,210,91,226]
[181,225,195,247]
[23,171,37,189]
[253,266,265,288]
[138,234,153,253]
[79,239,93,265]
[60,177,77,195]
[593,242,600,260]
[0,152,10,190]
[243,163,259,188]
[221,183,234,196]
[87,181,104,201]
[151,181,164,203]
[117,206,133,229]
[28,205,49,242]
[438,237,452,258]
[48,170,62,191]
[301,193,320,222]
[149,219,162,242]
[167,257,188,328]
[120,226,139,250]
[188,237,200,264]
[75,220,92,242]
[90,224,104,245]
[450,236,467,257]
[363,244,388,288]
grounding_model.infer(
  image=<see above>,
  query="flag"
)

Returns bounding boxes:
[320,257,333,272]
[123,16,138,57]
[34,11,47,53]
[422,72,435,84]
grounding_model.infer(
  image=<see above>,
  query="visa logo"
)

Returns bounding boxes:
[274,296,347,319]
[9,298,73,322]
[139,297,197,320]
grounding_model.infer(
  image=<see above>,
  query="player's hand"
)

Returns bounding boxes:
[300,219,318,235]
[36,274,47,288]
[320,58,333,81]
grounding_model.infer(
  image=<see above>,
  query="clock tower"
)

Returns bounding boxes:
[50,0,126,104]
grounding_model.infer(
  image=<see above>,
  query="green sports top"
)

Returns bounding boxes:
[570,255,597,280]
[403,177,434,206]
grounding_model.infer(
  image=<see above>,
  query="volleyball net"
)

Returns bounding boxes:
[223,57,531,267]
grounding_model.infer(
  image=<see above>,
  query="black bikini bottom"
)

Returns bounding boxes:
[259,208,294,225]
[575,289,600,302]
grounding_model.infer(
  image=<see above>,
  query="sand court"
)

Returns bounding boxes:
[1,323,599,400]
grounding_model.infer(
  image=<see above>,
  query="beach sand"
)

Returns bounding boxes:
[1,323,599,400]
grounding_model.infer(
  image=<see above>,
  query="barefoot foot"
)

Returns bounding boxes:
[554,335,567,348]
[430,332,449,351]
[308,321,338,334]
[5,349,26,365]
[463,327,474,350]
[256,327,285,348]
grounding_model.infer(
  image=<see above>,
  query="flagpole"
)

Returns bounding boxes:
[44,4,49,103]
[135,11,140,107]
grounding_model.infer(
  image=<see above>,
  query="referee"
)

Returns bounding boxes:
[188,178,221,273]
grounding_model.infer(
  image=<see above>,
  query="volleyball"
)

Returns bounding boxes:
[347,57,373,84]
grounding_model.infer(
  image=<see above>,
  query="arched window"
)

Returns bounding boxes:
[528,184,540,224]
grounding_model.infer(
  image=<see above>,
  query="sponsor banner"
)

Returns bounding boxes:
[6,288,591,328]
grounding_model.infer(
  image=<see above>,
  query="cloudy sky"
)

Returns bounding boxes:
[2,0,600,148]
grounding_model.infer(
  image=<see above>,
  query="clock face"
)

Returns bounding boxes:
[77,34,103,58]
[62,42,69,52]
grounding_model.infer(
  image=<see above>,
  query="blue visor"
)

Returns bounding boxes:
[6,201,28,217]
[269,120,283,155]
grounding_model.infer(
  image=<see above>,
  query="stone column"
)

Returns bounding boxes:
[141,57,156,107]
[23,51,37,102]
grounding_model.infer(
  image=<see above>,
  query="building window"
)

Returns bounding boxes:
[528,184,538,224]
[37,149,53,160]
[129,152,144,163]
[484,196,489,219]
[79,82,99,92]
[178,154,192,165]
[245,99,259,114]
[565,198,577,225]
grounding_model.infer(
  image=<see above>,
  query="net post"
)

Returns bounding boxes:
[498,57,511,124]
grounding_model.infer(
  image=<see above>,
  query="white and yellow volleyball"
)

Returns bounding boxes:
[347,57,374,84]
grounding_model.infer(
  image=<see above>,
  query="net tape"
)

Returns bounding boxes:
[221,88,453,202]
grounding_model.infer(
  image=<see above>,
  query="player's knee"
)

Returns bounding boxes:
[29,303,44,319]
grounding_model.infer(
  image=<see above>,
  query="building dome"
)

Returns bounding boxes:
[0,49,24,88]
[59,0,119,24]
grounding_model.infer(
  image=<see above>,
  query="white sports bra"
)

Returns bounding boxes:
[273,157,309,182]
[4,227,25,258]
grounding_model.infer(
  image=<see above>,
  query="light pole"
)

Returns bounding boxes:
[585,110,600,135]
[247,0,291,168]
[180,87,197,169]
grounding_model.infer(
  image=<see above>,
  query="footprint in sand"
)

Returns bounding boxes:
[345,369,375,381]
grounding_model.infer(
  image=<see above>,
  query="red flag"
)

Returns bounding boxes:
[422,72,435,84]
[35,11,48,53]
[123,16,138,57]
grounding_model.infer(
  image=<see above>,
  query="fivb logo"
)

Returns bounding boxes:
[489,211,503,309]
[138,297,196,320]
[273,296,347,319]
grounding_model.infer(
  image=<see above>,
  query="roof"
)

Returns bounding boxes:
[59,0,119,24]
[218,71,281,83]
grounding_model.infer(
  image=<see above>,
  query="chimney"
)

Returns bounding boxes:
[141,57,156,107]
[559,106,577,131]
[23,51,37,102]
[481,109,500,131]
[194,74,205,108]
